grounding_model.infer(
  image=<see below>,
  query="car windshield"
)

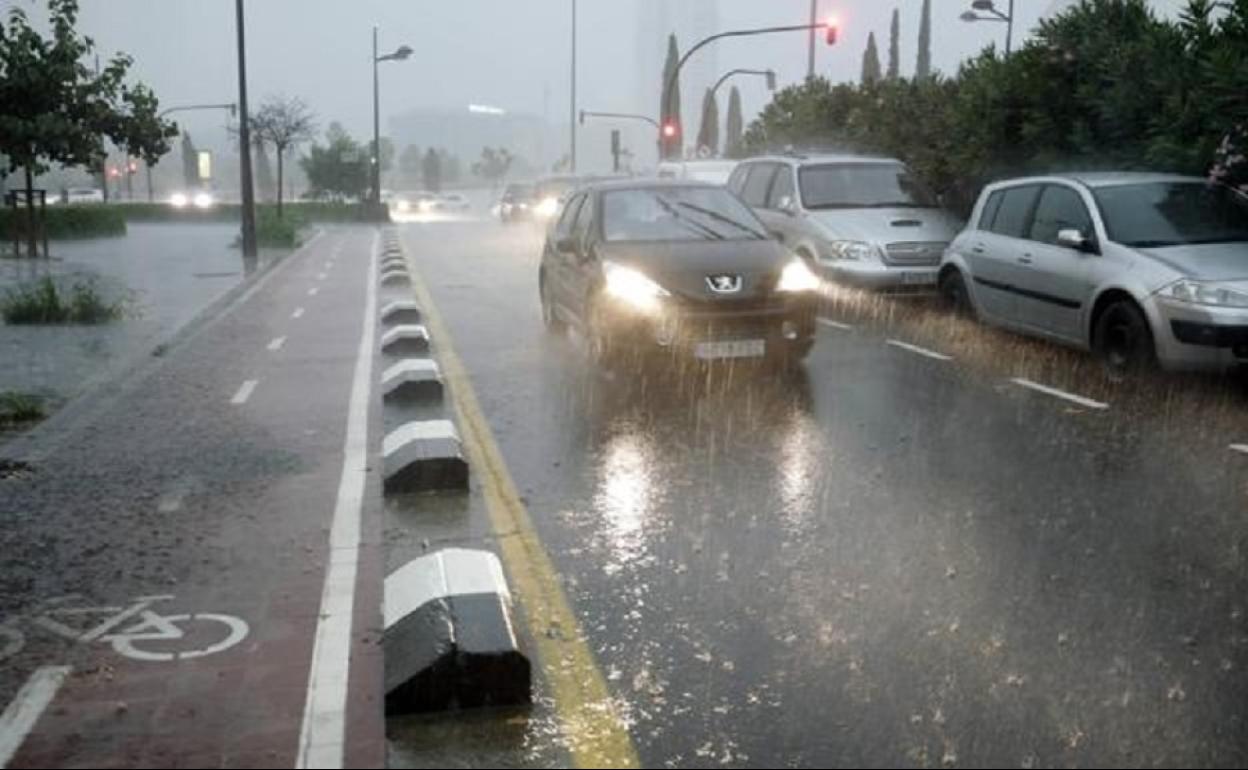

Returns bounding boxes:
[1093,181,1248,248]
[799,162,938,209]
[602,186,767,242]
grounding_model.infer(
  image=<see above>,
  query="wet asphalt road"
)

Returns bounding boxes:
[397,214,1248,768]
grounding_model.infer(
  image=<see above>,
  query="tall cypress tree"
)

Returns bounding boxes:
[862,32,883,86]
[696,88,720,156]
[725,86,744,159]
[888,9,901,80]
[660,34,682,159]
[916,0,932,78]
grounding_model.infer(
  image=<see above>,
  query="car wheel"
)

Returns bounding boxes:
[1093,299,1155,379]
[939,269,974,319]
[540,275,566,334]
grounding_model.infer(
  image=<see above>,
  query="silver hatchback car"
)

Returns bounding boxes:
[728,154,962,291]
[940,172,1248,373]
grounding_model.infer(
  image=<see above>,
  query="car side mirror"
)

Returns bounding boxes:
[1057,228,1096,253]
[777,195,798,216]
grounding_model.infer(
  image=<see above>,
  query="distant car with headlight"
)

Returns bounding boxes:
[533,175,580,220]
[538,179,820,368]
[434,192,470,211]
[65,187,104,204]
[169,189,215,209]
[940,172,1248,374]
[499,183,536,223]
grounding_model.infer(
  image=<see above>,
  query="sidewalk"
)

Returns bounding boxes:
[0,226,383,768]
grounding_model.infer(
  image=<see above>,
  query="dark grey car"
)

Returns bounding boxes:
[538,180,822,368]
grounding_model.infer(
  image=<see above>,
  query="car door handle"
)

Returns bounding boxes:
[971,245,985,254]
[1018,255,1033,265]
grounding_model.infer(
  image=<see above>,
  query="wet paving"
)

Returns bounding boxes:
[388,213,1248,768]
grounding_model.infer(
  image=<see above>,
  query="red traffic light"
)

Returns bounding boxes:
[108,167,120,178]
[662,122,679,139]
[825,18,839,45]
[128,161,138,173]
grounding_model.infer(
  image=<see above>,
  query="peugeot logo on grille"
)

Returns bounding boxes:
[706,274,743,294]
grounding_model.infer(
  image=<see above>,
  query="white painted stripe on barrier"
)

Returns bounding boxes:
[1229,443,1248,455]
[230,379,258,405]
[886,339,952,361]
[0,666,70,768]
[295,231,378,770]
[817,318,853,330]
[1010,378,1109,410]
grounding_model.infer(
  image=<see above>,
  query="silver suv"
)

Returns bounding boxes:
[940,172,1248,373]
[727,154,962,291]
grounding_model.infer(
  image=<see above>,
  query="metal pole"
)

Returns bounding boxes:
[570,0,577,174]
[1006,0,1014,55]
[807,0,816,79]
[372,26,382,208]
[235,0,257,259]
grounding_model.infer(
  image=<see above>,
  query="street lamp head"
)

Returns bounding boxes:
[392,45,413,60]
[960,10,981,22]
[765,70,777,91]
[971,0,997,10]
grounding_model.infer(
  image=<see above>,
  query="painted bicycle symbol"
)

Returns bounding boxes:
[0,594,249,664]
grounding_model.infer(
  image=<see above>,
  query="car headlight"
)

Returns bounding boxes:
[170,192,189,208]
[603,261,669,311]
[1162,279,1248,308]
[824,240,877,261]
[536,196,559,218]
[193,192,213,209]
[396,199,409,212]
[777,258,821,292]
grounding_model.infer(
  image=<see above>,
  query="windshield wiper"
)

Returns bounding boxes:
[1127,239,1183,248]
[674,201,766,239]
[653,196,724,240]
[862,201,936,209]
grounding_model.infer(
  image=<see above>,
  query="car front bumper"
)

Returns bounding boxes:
[602,294,818,362]
[1150,297,1248,371]
[816,259,939,292]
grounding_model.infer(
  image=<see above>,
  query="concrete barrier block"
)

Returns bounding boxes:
[384,548,529,714]
[382,359,443,402]
[382,419,467,492]
[380,325,430,356]
[380,270,410,287]
[380,300,422,326]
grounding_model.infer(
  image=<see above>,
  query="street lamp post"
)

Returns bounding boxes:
[709,68,777,102]
[235,0,256,259]
[960,0,1015,55]
[662,22,835,160]
[149,102,237,201]
[372,30,413,216]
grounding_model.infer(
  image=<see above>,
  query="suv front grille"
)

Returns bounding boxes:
[884,241,947,267]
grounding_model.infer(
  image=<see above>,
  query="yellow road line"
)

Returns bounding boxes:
[402,244,640,769]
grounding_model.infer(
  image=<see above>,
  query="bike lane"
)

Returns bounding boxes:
[0,227,384,768]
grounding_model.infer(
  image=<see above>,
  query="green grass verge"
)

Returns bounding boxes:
[0,205,127,240]
[0,391,46,425]
[1,276,128,324]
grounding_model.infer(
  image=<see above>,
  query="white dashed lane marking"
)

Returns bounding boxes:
[308,287,319,296]
[0,666,71,767]
[1010,378,1109,410]
[817,318,853,331]
[1229,444,1248,455]
[230,379,259,405]
[317,272,327,281]
[267,336,286,352]
[886,339,952,361]
[292,307,305,319]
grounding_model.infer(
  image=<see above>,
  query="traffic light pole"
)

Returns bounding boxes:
[661,22,831,160]
[234,0,257,259]
[709,69,775,102]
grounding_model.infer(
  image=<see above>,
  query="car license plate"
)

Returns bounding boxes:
[694,339,766,360]
[901,271,936,286]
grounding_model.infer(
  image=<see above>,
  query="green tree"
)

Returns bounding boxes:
[422,148,442,192]
[696,88,720,156]
[250,95,316,215]
[0,0,175,255]
[862,32,883,85]
[472,147,513,187]
[888,9,901,80]
[299,122,367,200]
[724,86,744,159]
[660,33,682,159]
[916,0,932,78]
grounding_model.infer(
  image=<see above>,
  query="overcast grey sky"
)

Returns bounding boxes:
[6,0,1188,167]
